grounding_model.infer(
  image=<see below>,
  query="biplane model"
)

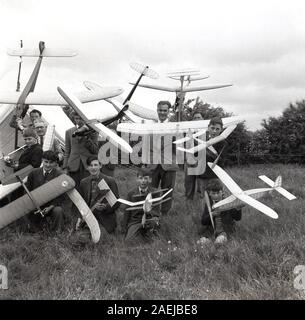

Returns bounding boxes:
[83,62,159,123]
[57,86,133,154]
[129,68,233,121]
[0,168,101,243]
[206,162,296,220]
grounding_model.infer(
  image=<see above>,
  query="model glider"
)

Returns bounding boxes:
[207,162,296,219]
[57,86,133,154]
[84,81,158,122]
[117,116,243,135]
[0,42,123,107]
[0,172,101,243]
[117,188,173,211]
[176,124,237,154]
[83,62,159,123]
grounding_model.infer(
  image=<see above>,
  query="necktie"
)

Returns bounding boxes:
[40,136,44,146]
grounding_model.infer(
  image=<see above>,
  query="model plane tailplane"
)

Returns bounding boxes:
[258,175,296,200]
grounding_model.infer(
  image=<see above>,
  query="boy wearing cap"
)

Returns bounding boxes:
[26,150,64,233]
[122,167,161,244]
[4,128,43,172]
[198,179,242,244]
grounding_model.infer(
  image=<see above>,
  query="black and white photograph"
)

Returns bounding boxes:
[0,0,305,303]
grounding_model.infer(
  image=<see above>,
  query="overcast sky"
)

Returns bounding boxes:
[0,0,305,136]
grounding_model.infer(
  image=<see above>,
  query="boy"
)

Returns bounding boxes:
[198,179,242,244]
[79,156,119,234]
[26,150,64,233]
[122,167,160,244]
[4,128,43,172]
[196,116,227,198]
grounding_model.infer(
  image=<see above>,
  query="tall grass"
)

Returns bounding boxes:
[0,164,305,300]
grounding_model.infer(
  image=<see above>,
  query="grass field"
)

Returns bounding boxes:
[0,164,305,300]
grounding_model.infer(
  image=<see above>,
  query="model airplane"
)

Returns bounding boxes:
[0,171,101,243]
[0,41,123,107]
[116,188,173,211]
[57,86,133,154]
[176,124,238,154]
[130,68,233,121]
[207,162,296,219]
[83,62,159,123]
[117,115,243,135]
[84,81,158,123]
[130,68,232,94]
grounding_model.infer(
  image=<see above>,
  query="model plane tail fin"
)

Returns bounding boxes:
[259,175,296,200]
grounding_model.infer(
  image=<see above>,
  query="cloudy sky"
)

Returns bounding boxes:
[0,0,305,136]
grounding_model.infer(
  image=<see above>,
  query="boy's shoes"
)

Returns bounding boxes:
[197,237,212,245]
[215,233,228,244]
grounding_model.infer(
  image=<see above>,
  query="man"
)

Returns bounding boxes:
[144,101,179,215]
[63,112,98,190]
[9,107,42,131]
[34,120,64,163]
[26,150,64,233]
[79,156,120,234]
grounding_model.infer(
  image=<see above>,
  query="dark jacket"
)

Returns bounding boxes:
[15,144,43,172]
[79,172,120,214]
[201,195,242,236]
[26,167,64,207]
[63,127,98,171]
[197,132,227,180]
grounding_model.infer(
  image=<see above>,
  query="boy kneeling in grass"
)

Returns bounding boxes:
[122,167,161,244]
[198,179,242,245]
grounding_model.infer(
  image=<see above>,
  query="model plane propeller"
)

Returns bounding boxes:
[57,86,133,154]
[207,162,296,219]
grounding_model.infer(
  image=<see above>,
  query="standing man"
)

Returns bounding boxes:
[63,112,98,190]
[144,101,179,215]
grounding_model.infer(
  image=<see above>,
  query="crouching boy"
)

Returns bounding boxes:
[79,156,119,234]
[122,168,160,244]
[26,150,64,233]
[198,179,242,244]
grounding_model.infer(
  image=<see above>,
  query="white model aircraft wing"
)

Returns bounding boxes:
[117,188,172,207]
[57,87,133,154]
[181,84,233,93]
[235,193,278,219]
[174,128,207,145]
[115,96,159,121]
[207,162,244,194]
[0,87,123,106]
[7,48,77,57]
[212,194,237,209]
